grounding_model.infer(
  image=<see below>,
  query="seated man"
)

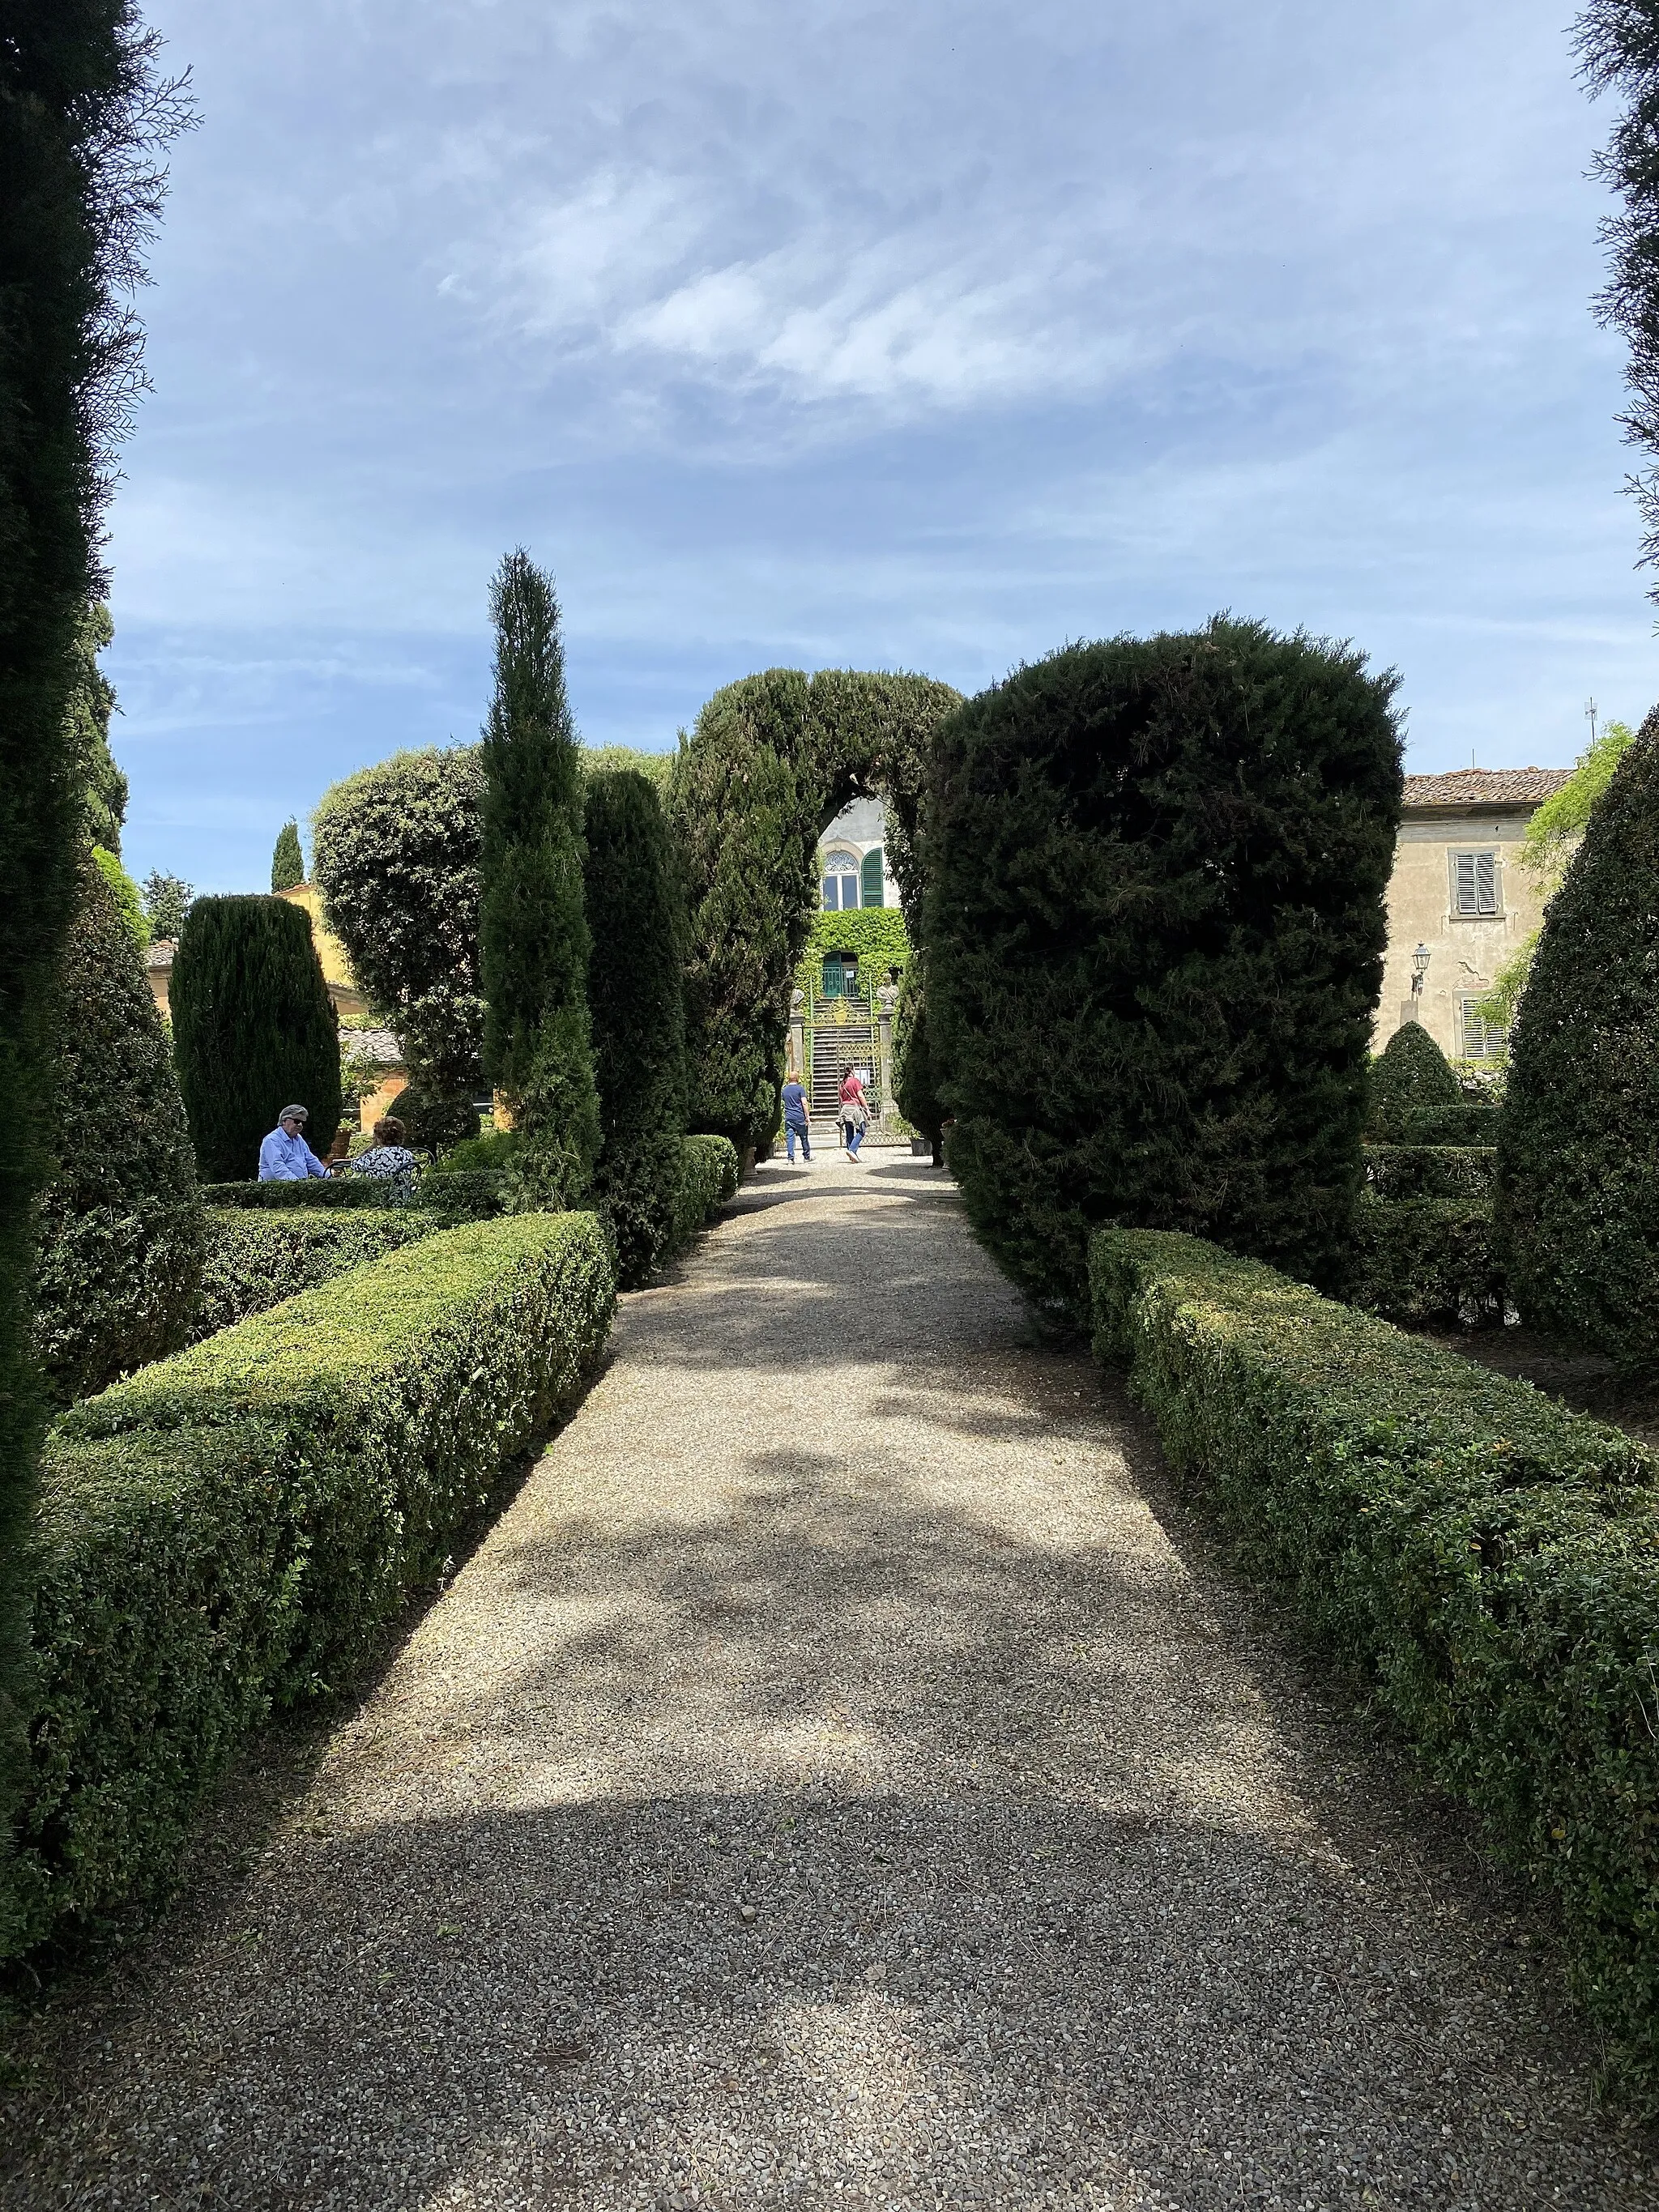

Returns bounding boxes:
[258,1103,331,1181]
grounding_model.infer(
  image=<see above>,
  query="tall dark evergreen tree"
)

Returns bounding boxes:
[35,850,205,1400]
[926,620,1402,1312]
[582,769,689,1285]
[1578,5,1659,592]
[67,602,125,852]
[270,816,303,891]
[1498,705,1659,1366]
[478,550,599,1209]
[0,2,190,1917]
[171,896,341,1181]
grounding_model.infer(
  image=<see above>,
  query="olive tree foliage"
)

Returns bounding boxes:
[667,668,961,1155]
[479,549,600,1211]
[1579,4,1659,591]
[311,747,486,1098]
[0,0,191,1904]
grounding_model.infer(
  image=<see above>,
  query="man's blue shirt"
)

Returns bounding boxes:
[258,1126,330,1181]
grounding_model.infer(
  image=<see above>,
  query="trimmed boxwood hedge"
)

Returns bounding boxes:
[203,1171,505,1217]
[1090,1227,1659,2092]
[1346,1196,1506,1327]
[1363,1144,1497,1203]
[668,1136,740,1255]
[192,1208,441,1340]
[6,1213,616,1957]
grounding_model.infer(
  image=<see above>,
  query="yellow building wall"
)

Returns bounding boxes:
[1375,811,1553,1059]
[275,883,369,1021]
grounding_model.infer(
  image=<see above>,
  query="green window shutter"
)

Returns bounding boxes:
[860,847,884,908]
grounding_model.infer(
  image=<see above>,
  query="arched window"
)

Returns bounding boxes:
[821,847,860,911]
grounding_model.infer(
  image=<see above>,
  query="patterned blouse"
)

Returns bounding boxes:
[352,1144,418,1193]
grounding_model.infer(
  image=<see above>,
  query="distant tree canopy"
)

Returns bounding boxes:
[270,817,303,892]
[141,869,192,944]
[479,549,599,1210]
[311,747,485,1098]
[926,620,1403,1312]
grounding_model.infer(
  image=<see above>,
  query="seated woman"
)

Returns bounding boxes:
[352,1115,418,1195]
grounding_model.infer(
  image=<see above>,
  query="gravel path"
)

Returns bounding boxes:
[4,1153,1657,2210]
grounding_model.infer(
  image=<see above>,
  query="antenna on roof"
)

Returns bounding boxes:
[1586,697,1599,745]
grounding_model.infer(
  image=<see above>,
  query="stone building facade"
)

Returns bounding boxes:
[1376,768,1571,1062]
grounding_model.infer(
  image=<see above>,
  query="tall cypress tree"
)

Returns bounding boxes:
[479,550,599,1209]
[0,5,189,1916]
[171,896,342,1181]
[583,769,689,1285]
[270,817,303,891]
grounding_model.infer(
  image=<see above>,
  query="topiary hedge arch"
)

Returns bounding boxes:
[667,667,962,1154]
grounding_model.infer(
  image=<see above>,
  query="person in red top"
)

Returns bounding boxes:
[838,1066,869,1159]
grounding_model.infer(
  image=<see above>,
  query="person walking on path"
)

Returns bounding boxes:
[258,1104,330,1181]
[839,1064,869,1158]
[780,1074,811,1164]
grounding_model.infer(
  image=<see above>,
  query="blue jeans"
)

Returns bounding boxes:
[845,1121,864,1157]
[785,1119,811,1161]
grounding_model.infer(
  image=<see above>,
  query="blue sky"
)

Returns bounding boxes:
[108,0,1651,893]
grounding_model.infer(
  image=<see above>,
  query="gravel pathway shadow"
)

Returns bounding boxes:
[3,1157,1656,2211]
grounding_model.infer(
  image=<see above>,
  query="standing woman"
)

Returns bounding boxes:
[838,1065,869,1160]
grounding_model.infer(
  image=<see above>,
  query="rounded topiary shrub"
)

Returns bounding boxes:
[583,769,689,1285]
[1498,709,1659,1364]
[172,896,342,1182]
[35,852,207,1399]
[926,619,1402,1311]
[1366,1021,1461,1139]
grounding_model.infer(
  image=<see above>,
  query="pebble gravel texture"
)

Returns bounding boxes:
[4,1153,1657,2210]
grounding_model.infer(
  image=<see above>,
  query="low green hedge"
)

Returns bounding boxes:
[1400,1102,1502,1146]
[1346,1195,1507,1327]
[1363,1143,1496,1203]
[667,1135,740,1255]
[1090,1227,1659,2094]
[203,1177,401,1209]
[8,1213,616,1958]
[203,1170,505,1218]
[193,1207,441,1340]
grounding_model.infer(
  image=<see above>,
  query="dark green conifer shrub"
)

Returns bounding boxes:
[172,896,342,1182]
[479,550,600,1209]
[1366,1020,1461,1138]
[926,620,1402,1311]
[583,769,689,1285]
[34,852,206,1399]
[67,603,125,853]
[270,818,303,892]
[311,746,484,1099]
[1498,708,1659,1365]
[893,956,945,1164]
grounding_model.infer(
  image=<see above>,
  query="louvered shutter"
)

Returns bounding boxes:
[861,846,885,908]
[1453,852,1478,914]
[1473,851,1498,913]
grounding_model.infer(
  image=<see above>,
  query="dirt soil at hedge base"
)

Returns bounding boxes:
[4,1153,1657,2212]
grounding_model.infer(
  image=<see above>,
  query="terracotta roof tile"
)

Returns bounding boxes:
[343,1026,405,1067]
[1402,767,1573,808]
[146,939,176,968]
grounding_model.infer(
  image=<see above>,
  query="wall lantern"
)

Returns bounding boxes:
[1410,942,1431,999]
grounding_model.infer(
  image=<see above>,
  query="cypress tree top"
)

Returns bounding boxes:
[271,818,304,892]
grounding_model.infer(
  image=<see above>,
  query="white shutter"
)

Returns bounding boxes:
[1453,852,1478,913]
[1473,851,1498,914]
